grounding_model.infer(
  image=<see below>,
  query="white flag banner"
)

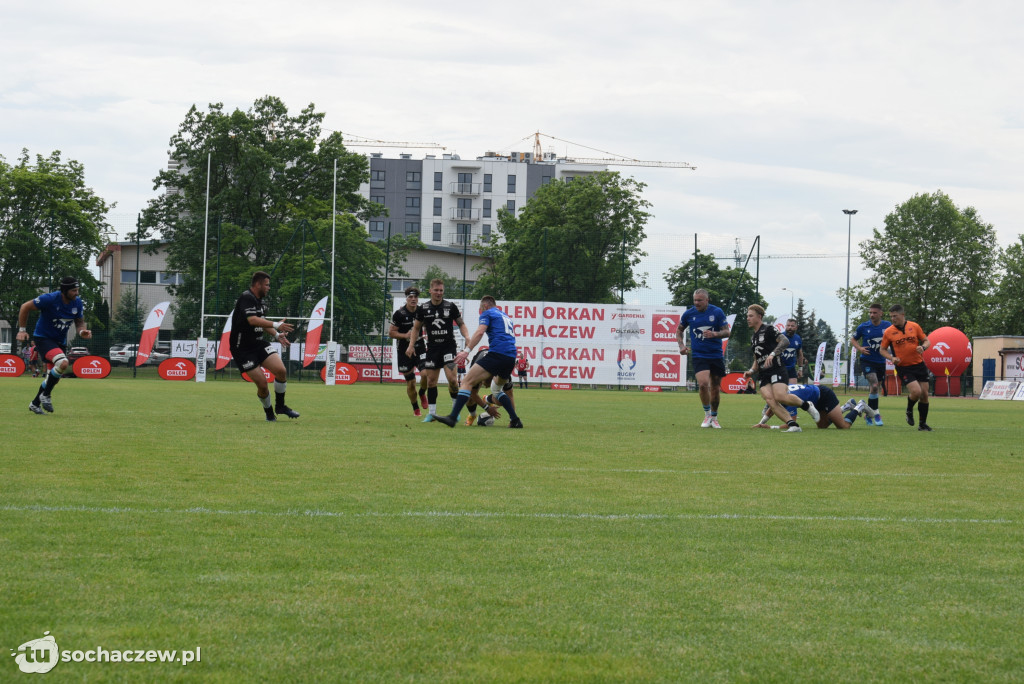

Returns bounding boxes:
[832,342,843,387]
[813,342,827,385]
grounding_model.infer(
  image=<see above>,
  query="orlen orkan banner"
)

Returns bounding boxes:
[392,298,688,387]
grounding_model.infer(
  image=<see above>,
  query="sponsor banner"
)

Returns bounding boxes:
[551,383,572,390]
[720,372,749,394]
[292,343,327,364]
[813,342,827,385]
[320,362,359,385]
[348,344,393,364]
[71,356,111,379]
[1005,351,1024,380]
[325,341,338,386]
[642,386,662,392]
[159,358,197,381]
[171,339,218,359]
[242,368,274,383]
[216,317,233,370]
[979,380,1019,400]
[832,343,842,387]
[136,301,170,367]
[924,327,972,377]
[1013,383,1024,401]
[195,337,207,383]
[303,295,329,368]
[0,353,26,377]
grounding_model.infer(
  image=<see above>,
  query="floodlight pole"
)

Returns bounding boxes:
[843,209,858,388]
[330,159,337,343]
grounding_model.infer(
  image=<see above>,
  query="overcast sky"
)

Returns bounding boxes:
[4,0,1022,335]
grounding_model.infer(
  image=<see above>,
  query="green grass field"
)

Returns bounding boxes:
[2,377,1023,682]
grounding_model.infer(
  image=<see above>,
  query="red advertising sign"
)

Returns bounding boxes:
[720,372,749,394]
[71,356,111,379]
[651,354,681,383]
[319,363,358,385]
[924,327,972,377]
[242,368,274,383]
[158,358,196,381]
[551,383,572,390]
[651,314,680,342]
[642,386,663,392]
[0,353,26,377]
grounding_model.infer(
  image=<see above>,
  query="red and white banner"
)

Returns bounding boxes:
[216,316,233,370]
[813,342,827,385]
[979,380,1019,400]
[392,298,689,387]
[0,353,27,377]
[303,296,328,368]
[136,301,170,367]
[72,356,111,379]
[832,342,843,387]
[158,358,196,381]
[320,362,359,385]
[720,372,749,394]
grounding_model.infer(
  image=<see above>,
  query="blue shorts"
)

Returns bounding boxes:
[785,364,798,379]
[692,357,726,379]
[861,361,885,378]
[33,337,68,365]
[475,351,516,381]
[816,386,841,414]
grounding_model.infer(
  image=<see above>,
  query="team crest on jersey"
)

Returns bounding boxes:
[709,315,715,322]
[72,308,78,315]
[443,308,450,317]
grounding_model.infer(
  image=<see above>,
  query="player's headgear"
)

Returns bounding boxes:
[59,276,80,293]
[405,286,420,297]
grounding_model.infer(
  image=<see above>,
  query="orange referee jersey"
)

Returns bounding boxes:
[880,321,927,366]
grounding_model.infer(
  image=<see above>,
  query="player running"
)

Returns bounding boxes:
[229,270,299,422]
[880,304,933,431]
[389,286,429,416]
[676,288,731,428]
[850,303,892,426]
[755,384,877,429]
[406,279,471,421]
[434,296,523,429]
[16,276,91,415]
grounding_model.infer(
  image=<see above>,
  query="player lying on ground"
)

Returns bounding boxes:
[754,384,877,429]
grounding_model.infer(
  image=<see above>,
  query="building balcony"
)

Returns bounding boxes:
[449,182,481,196]
[450,207,480,221]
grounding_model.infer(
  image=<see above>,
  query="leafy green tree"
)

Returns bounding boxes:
[847,191,997,335]
[138,96,407,344]
[975,235,1024,335]
[418,265,468,300]
[111,289,144,344]
[474,172,650,304]
[0,150,109,334]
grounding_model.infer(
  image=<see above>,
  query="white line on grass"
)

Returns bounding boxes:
[549,468,994,478]
[1,504,1015,526]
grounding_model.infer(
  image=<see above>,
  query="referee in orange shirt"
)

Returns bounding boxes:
[879,304,933,431]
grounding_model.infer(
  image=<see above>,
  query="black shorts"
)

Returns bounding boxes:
[476,351,516,381]
[423,341,458,370]
[692,357,726,379]
[397,349,426,376]
[34,337,68,365]
[897,362,929,387]
[517,370,527,377]
[232,344,275,372]
[861,361,885,378]
[816,385,840,414]
[757,366,788,388]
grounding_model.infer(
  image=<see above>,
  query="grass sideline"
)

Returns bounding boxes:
[2,377,1023,682]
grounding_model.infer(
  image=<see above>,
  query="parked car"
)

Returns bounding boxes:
[67,347,91,361]
[109,343,170,366]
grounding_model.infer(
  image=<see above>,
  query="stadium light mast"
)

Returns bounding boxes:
[843,209,858,386]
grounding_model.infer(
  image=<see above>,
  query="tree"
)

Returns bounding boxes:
[111,289,144,344]
[849,191,997,335]
[138,96,408,344]
[474,172,650,304]
[0,150,109,335]
[418,265,468,300]
[975,235,1024,335]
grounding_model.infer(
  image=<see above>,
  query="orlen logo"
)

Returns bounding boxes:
[652,354,680,382]
[315,306,325,317]
[72,356,111,379]
[242,367,274,383]
[0,354,26,377]
[320,363,358,385]
[651,314,679,342]
[159,358,196,381]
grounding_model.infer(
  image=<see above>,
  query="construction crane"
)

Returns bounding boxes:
[520,131,695,169]
[330,131,446,150]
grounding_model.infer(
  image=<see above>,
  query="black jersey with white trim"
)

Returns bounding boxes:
[416,299,462,347]
[393,306,427,354]
[751,323,786,370]
[230,289,268,353]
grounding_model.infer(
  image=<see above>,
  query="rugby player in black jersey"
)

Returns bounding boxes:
[405,279,471,421]
[389,286,430,416]
[229,271,299,421]
[743,304,819,432]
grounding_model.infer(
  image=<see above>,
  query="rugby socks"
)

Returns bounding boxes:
[702,405,711,415]
[35,369,62,401]
[259,393,272,409]
[844,409,860,425]
[274,381,287,408]
[868,393,879,411]
[786,420,799,429]
[427,387,438,415]
[907,397,917,413]
[496,391,520,422]
[918,402,929,424]
[448,389,471,420]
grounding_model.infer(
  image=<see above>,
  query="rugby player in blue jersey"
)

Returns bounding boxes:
[434,296,523,429]
[676,288,731,428]
[850,303,892,426]
[782,318,804,384]
[755,384,877,429]
[16,276,91,414]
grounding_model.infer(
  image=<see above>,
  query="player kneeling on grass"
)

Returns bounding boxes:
[433,296,523,429]
[230,270,300,422]
[754,384,878,429]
